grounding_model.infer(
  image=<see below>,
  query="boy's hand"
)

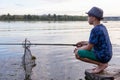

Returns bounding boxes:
[76,42,82,47]
[76,41,88,47]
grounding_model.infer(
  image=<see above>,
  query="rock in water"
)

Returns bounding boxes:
[85,68,120,80]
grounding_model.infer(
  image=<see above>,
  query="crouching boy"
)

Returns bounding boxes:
[74,7,112,73]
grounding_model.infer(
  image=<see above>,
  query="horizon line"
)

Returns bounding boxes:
[0,13,120,17]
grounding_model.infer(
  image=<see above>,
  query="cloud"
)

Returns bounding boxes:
[43,0,70,3]
[15,4,24,7]
[0,8,5,9]
[0,0,120,16]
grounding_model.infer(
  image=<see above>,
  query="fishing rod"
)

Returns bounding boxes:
[0,39,76,46]
[0,38,77,46]
[0,43,76,46]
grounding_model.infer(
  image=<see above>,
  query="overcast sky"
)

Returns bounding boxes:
[0,0,120,16]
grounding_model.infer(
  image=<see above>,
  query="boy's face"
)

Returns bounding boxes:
[88,15,96,25]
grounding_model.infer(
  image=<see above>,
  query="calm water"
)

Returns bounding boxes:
[0,21,120,80]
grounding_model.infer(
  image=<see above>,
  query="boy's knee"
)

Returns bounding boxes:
[75,49,85,59]
[75,53,81,59]
[74,49,84,59]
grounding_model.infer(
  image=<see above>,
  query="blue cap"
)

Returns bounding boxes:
[86,7,103,19]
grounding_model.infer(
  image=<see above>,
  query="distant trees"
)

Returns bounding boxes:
[0,13,87,21]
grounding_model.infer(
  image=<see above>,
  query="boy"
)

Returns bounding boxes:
[74,7,112,73]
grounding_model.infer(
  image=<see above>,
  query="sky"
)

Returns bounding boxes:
[0,0,120,16]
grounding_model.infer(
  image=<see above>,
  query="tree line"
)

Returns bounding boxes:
[0,13,87,21]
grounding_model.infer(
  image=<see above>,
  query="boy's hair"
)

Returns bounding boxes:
[95,16,102,21]
[88,14,102,21]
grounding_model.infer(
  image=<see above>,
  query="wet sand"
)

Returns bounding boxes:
[0,55,25,80]
[0,46,120,80]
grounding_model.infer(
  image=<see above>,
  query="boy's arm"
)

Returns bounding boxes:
[76,41,88,47]
[78,43,94,51]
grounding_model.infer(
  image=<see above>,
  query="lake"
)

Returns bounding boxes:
[0,21,120,80]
